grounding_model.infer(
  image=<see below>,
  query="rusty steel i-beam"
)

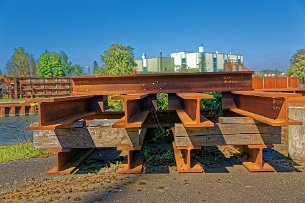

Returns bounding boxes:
[71,72,253,95]
[27,72,305,175]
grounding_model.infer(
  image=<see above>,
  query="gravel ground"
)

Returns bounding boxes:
[0,143,305,202]
[85,169,305,203]
[0,156,55,190]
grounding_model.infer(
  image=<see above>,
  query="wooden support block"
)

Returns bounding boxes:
[172,142,203,173]
[235,145,274,172]
[174,120,282,147]
[32,120,147,149]
[47,148,94,175]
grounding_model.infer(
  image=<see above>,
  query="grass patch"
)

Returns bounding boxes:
[0,98,26,102]
[0,142,53,163]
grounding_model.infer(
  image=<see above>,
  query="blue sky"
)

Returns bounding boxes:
[0,0,305,73]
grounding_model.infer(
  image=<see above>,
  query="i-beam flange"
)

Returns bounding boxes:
[116,146,143,174]
[235,144,274,172]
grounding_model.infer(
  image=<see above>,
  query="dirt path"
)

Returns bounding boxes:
[1,140,305,202]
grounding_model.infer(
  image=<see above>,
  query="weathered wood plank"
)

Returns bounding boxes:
[174,122,282,146]
[218,117,257,124]
[33,119,146,149]
[175,123,282,137]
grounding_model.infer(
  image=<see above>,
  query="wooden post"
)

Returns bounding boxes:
[13,78,18,99]
[29,105,35,115]
[20,105,26,116]
[0,106,4,117]
[9,106,16,116]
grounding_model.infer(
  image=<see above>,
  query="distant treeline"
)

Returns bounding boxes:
[1,44,138,78]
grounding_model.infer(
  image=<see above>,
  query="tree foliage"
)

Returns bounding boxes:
[287,49,305,83]
[71,64,85,76]
[0,69,3,76]
[5,47,36,76]
[101,44,137,75]
[93,60,101,75]
[37,51,72,77]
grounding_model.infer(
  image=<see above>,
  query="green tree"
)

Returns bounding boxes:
[5,47,36,76]
[0,69,3,76]
[30,56,37,76]
[287,49,305,83]
[59,51,73,75]
[37,51,72,77]
[71,64,85,76]
[101,44,137,75]
[93,60,101,75]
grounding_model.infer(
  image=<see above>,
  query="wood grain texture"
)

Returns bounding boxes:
[174,119,282,146]
[33,119,146,149]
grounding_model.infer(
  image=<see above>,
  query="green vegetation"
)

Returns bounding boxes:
[93,60,101,75]
[202,92,223,118]
[108,95,123,111]
[71,64,85,76]
[141,146,173,166]
[287,49,305,84]
[5,47,37,76]
[38,51,71,76]
[178,65,200,73]
[0,142,52,163]
[157,93,168,110]
[0,97,26,102]
[153,127,168,141]
[4,44,136,77]
[4,48,85,77]
[101,44,137,75]
[0,69,3,76]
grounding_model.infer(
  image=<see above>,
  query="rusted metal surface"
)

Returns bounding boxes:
[288,96,305,105]
[116,147,143,174]
[0,102,37,117]
[222,91,303,126]
[27,95,109,130]
[116,126,145,174]
[71,72,253,95]
[112,94,156,128]
[252,76,299,90]
[2,76,72,99]
[255,89,305,96]
[175,93,214,128]
[172,143,203,173]
[26,72,305,175]
[235,145,274,172]
[47,148,94,175]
